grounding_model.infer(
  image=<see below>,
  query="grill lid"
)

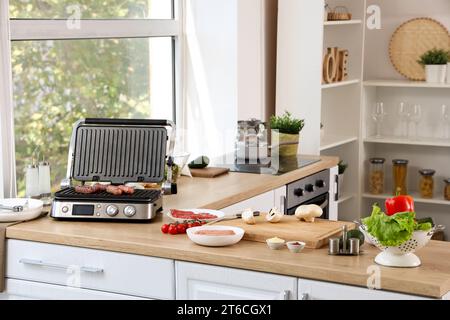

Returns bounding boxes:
[71,121,167,184]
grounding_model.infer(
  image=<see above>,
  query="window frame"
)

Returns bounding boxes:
[0,0,184,198]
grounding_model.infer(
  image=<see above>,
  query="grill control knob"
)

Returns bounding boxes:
[315,180,326,188]
[106,205,119,217]
[305,184,315,193]
[294,188,304,197]
[124,205,136,217]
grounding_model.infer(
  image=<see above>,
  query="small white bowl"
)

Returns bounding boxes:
[286,241,306,253]
[266,239,286,250]
[187,226,244,247]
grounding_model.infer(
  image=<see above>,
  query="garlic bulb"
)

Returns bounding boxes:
[266,207,283,223]
[295,204,323,222]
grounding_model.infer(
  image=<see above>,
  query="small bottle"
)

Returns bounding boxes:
[392,159,409,195]
[25,164,40,198]
[369,158,385,195]
[39,161,52,204]
[444,178,450,201]
[418,169,435,199]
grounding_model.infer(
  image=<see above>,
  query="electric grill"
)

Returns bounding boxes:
[50,118,176,221]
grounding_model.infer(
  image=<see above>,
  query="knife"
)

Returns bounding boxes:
[206,211,260,225]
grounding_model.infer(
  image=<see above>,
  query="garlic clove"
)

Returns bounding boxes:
[242,208,256,225]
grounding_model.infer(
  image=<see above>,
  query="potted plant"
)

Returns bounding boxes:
[338,160,348,196]
[418,48,449,83]
[270,111,305,157]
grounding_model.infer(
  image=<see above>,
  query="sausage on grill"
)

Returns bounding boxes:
[106,185,123,195]
[92,183,108,192]
[74,185,96,194]
[118,185,135,195]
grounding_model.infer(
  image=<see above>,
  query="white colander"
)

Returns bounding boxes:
[359,224,445,268]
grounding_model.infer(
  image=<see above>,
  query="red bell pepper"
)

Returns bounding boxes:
[385,195,415,216]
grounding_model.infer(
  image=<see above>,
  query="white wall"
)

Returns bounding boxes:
[276,0,324,155]
[184,0,238,161]
[184,0,274,161]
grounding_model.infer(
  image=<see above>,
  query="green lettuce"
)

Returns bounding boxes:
[362,204,416,246]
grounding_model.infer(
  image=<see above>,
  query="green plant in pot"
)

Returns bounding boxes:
[418,48,450,83]
[270,111,305,157]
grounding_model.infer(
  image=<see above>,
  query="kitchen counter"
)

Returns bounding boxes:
[6,214,450,299]
[5,156,450,299]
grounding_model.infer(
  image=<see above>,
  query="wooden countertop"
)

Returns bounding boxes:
[6,215,450,299]
[6,156,449,298]
[164,156,338,210]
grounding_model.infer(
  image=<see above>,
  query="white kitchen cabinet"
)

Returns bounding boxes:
[176,261,297,300]
[221,187,286,215]
[298,279,431,300]
[0,279,148,300]
[6,240,174,299]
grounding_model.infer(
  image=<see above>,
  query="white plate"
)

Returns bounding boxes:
[0,198,44,222]
[187,226,245,247]
[167,208,225,222]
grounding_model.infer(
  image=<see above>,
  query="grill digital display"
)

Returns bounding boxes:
[72,204,95,216]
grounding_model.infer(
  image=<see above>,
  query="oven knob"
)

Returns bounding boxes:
[294,188,304,197]
[124,205,136,217]
[305,184,315,193]
[106,205,119,217]
[315,180,326,188]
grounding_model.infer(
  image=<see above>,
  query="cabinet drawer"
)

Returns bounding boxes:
[3,279,149,300]
[176,261,297,300]
[298,279,431,300]
[6,240,174,299]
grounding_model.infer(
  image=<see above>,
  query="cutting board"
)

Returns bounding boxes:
[190,167,230,178]
[215,215,355,249]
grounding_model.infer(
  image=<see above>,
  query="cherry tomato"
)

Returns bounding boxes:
[192,221,201,227]
[176,224,187,234]
[186,222,193,229]
[168,224,178,235]
[161,224,170,234]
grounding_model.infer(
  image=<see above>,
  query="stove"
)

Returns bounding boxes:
[50,118,175,222]
[221,155,321,175]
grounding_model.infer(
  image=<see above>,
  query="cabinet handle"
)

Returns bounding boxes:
[279,290,290,300]
[300,293,309,300]
[19,258,104,273]
[280,196,286,214]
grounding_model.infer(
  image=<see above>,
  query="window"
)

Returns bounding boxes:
[1,0,181,196]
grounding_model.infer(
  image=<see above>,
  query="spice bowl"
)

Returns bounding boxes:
[266,237,285,250]
[286,241,306,253]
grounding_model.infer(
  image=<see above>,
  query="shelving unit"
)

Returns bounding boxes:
[363,192,450,206]
[276,0,450,238]
[321,79,360,89]
[320,135,358,151]
[364,136,450,148]
[320,0,366,222]
[364,79,450,89]
[324,19,362,26]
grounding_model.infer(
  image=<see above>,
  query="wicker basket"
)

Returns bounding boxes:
[389,18,450,81]
[327,6,352,21]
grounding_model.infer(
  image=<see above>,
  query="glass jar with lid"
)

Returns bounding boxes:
[392,159,409,195]
[418,169,435,199]
[445,178,450,201]
[369,158,385,194]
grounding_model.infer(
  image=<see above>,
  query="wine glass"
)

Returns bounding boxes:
[397,102,410,138]
[372,102,386,138]
[410,104,422,140]
[442,104,450,139]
